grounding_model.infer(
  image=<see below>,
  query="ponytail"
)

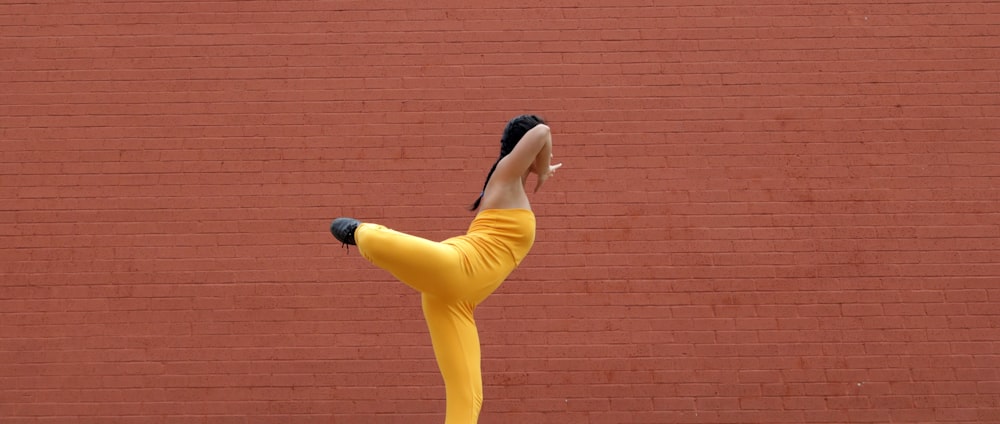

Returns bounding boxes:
[469,156,503,211]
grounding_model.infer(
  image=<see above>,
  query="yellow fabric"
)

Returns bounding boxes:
[354,208,536,424]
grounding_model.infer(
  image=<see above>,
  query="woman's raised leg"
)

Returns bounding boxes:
[354,223,465,298]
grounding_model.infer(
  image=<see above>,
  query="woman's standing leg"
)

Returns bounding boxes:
[421,294,484,424]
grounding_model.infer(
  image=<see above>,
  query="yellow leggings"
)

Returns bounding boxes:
[354,209,535,424]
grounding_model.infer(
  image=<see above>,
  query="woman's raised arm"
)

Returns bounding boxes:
[492,124,552,183]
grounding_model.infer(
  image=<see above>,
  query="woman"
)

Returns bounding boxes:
[330,114,561,424]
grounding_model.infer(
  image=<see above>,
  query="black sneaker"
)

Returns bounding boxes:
[330,217,361,247]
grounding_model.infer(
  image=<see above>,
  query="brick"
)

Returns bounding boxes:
[4,1,1000,422]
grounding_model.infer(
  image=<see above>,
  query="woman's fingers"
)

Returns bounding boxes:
[534,163,562,193]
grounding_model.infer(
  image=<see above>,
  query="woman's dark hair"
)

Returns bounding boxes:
[469,114,547,211]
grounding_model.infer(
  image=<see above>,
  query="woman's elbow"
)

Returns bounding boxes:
[530,124,551,145]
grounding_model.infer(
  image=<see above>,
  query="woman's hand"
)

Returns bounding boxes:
[534,162,563,193]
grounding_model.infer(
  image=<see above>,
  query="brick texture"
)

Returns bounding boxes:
[2,1,999,423]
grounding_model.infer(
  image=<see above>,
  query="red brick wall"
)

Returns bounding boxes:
[2,1,999,423]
